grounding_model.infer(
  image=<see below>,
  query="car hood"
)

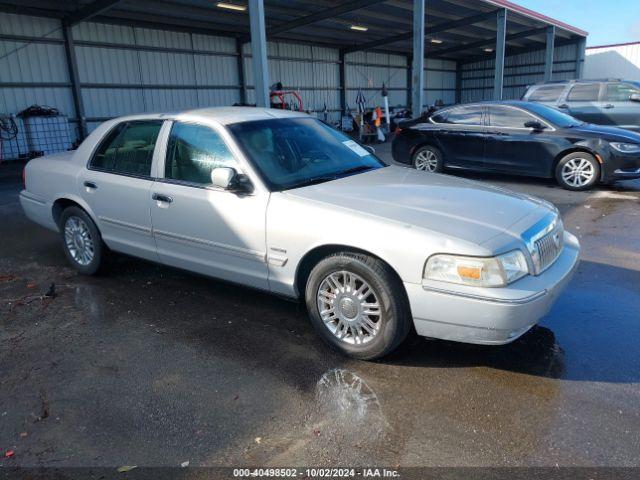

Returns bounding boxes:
[286,166,553,246]
[568,123,640,142]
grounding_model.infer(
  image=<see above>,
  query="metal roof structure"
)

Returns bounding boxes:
[1,0,587,61]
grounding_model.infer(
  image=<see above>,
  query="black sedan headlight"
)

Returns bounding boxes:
[610,142,640,153]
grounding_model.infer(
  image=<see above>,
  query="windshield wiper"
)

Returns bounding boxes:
[286,165,378,190]
[339,165,376,177]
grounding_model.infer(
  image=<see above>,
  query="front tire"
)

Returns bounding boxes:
[555,152,599,190]
[412,145,443,173]
[305,253,412,360]
[59,206,105,275]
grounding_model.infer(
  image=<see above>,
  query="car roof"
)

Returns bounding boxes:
[530,78,630,86]
[107,106,308,126]
[442,100,535,109]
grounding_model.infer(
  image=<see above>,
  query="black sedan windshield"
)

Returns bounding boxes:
[228,117,385,191]
[524,102,584,128]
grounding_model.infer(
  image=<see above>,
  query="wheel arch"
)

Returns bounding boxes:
[293,244,407,301]
[52,195,99,230]
[410,141,442,159]
[552,146,603,179]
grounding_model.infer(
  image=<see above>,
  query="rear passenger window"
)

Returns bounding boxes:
[567,83,600,102]
[528,85,565,102]
[444,106,483,125]
[164,122,238,185]
[604,83,640,101]
[90,121,162,177]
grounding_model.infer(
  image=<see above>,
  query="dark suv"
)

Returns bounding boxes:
[522,79,640,132]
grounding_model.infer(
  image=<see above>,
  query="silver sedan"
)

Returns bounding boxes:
[20,107,580,359]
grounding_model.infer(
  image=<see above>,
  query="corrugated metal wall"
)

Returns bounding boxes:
[0,13,72,158]
[71,21,241,134]
[460,43,579,102]
[243,41,341,122]
[0,12,458,159]
[585,43,640,81]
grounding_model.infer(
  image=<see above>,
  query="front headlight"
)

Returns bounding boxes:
[610,142,640,153]
[424,250,529,287]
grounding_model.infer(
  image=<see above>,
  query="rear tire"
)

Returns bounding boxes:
[555,152,599,190]
[59,206,105,275]
[305,252,412,360]
[412,145,444,173]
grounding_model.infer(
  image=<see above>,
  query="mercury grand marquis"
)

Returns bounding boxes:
[20,107,580,359]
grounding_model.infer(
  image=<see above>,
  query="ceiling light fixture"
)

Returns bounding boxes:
[349,24,369,32]
[483,48,494,52]
[430,39,443,44]
[216,2,246,11]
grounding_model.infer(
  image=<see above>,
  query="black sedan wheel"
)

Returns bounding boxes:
[555,152,600,190]
[412,145,443,173]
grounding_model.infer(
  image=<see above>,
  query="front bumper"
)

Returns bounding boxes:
[406,232,580,345]
[603,150,640,181]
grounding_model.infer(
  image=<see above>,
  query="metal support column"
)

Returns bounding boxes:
[236,37,247,105]
[493,8,507,100]
[575,37,586,79]
[455,61,462,104]
[339,50,347,115]
[406,53,413,108]
[544,25,555,82]
[248,0,270,107]
[62,22,87,140]
[411,0,425,117]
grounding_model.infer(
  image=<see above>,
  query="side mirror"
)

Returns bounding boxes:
[211,167,237,189]
[210,167,253,193]
[630,93,640,102]
[524,120,546,131]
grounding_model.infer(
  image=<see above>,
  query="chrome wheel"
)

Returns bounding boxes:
[414,149,438,172]
[561,157,595,188]
[64,216,95,266]
[317,271,382,345]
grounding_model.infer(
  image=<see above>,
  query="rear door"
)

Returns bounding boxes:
[431,105,486,170]
[599,82,640,130]
[560,82,603,124]
[79,120,163,262]
[484,105,558,177]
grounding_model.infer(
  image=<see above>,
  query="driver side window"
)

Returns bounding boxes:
[164,122,238,185]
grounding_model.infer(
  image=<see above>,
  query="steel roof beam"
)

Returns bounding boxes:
[267,0,387,37]
[64,0,122,26]
[342,9,499,54]
[429,25,546,57]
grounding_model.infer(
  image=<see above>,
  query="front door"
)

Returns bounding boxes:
[600,82,640,130]
[484,105,558,176]
[560,82,603,124]
[79,120,163,262]
[150,120,269,290]
[432,105,486,170]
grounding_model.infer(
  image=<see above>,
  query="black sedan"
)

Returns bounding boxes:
[392,100,640,190]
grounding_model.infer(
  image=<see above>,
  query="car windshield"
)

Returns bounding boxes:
[227,117,386,191]
[523,102,584,128]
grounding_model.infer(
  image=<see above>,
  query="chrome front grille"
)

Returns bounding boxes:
[533,225,563,273]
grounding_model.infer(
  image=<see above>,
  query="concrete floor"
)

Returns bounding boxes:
[1,146,640,468]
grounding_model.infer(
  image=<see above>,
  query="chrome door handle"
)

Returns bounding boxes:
[603,103,614,109]
[558,104,569,109]
[152,193,173,203]
[83,181,97,189]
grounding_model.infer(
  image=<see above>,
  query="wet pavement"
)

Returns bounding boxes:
[1,150,640,468]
